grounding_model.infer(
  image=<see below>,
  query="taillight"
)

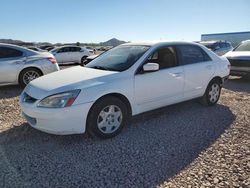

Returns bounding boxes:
[48,57,57,64]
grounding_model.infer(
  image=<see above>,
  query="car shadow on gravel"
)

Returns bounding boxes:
[224,76,250,93]
[0,101,235,187]
[0,85,23,99]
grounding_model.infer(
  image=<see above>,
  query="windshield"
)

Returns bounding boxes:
[234,41,250,51]
[204,44,214,50]
[86,45,150,71]
[202,43,216,50]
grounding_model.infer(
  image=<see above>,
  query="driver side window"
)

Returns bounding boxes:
[148,46,178,69]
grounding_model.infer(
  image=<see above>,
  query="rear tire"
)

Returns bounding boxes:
[200,79,221,106]
[87,96,128,139]
[19,68,43,88]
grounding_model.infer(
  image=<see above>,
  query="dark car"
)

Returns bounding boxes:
[199,41,233,56]
[223,40,250,78]
[81,54,99,66]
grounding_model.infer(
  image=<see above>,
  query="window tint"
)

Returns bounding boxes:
[178,45,211,65]
[58,47,70,53]
[72,47,81,52]
[148,46,178,69]
[0,47,23,59]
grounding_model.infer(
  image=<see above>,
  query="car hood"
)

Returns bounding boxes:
[25,66,118,99]
[223,51,250,60]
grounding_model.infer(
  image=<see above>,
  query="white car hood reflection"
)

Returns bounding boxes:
[25,66,118,99]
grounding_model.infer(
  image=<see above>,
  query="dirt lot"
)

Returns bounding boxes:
[0,72,249,187]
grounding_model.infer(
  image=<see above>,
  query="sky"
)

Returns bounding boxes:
[0,0,250,43]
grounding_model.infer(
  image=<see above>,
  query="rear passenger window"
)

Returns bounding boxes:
[0,47,23,59]
[71,47,81,52]
[178,45,211,65]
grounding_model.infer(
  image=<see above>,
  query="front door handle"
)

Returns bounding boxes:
[12,61,23,64]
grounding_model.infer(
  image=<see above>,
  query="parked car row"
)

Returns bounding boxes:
[19,41,230,138]
[50,46,94,65]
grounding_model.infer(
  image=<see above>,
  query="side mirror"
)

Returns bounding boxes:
[143,63,159,72]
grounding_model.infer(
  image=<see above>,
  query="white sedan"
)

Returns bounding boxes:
[20,41,230,138]
[50,46,94,65]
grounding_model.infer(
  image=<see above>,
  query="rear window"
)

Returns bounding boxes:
[178,45,211,65]
[0,47,23,59]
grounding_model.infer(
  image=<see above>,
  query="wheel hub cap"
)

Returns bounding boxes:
[97,105,123,134]
[209,83,220,103]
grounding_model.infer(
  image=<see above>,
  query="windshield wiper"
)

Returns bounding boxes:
[91,66,109,70]
[91,66,118,71]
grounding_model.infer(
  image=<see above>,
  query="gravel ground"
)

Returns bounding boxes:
[0,74,249,188]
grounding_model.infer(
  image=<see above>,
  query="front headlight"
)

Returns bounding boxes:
[37,90,80,108]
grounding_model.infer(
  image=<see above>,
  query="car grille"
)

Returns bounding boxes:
[227,59,250,67]
[23,92,37,103]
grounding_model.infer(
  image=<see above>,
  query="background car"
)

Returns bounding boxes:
[223,40,250,79]
[39,45,55,51]
[20,41,230,138]
[85,46,96,54]
[81,54,99,66]
[0,43,59,87]
[28,47,46,52]
[198,41,233,56]
[50,46,94,65]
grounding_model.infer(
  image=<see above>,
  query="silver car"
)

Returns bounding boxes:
[0,43,60,87]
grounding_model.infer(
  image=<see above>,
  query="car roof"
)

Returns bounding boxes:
[0,43,39,55]
[58,45,82,48]
[121,41,201,47]
[0,43,26,48]
[199,40,230,44]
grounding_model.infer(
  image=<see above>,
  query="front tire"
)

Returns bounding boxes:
[81,56,88,66]
[200,79,221,106]
[19,68,43,88]
[87,96,128,138]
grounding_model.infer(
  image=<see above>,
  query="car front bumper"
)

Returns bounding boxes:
[20,101,93,135]
[230,66,250,76]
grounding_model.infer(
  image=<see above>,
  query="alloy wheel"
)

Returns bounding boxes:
[23,70,40,85]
